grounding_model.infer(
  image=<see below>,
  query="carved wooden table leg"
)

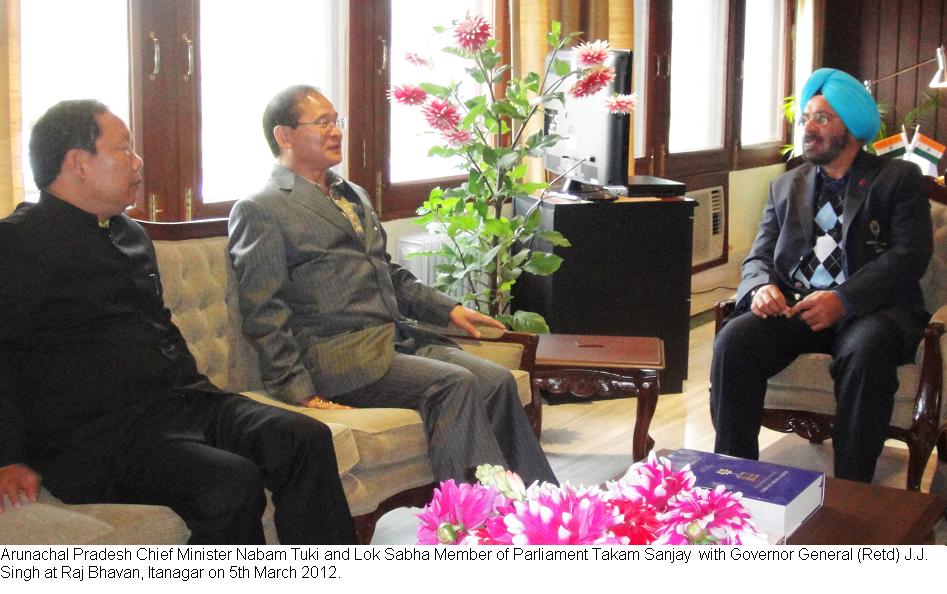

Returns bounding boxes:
[532,367,660,462]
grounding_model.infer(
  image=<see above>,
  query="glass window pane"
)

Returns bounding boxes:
[389,1,493,184]
[633,0,649,160]
[668,0,727,154]
[19,0,129,200]
[199,0,345,203]
[741,0,787,146]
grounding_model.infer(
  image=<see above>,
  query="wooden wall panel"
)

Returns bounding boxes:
[894,0,921,127]
[824,0,946,175]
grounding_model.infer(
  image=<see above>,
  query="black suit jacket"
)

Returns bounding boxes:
[0,194,220,493]
[738,151,932,331]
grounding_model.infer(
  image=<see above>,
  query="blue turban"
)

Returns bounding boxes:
[799,68,880,142]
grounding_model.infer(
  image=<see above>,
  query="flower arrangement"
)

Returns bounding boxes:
[391,16,635,332]
[416,454,765,545]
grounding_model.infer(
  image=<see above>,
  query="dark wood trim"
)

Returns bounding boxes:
[351,482,436,544]
[925,176,947,205]
[347,0,382,212]
[381,175,466,222]
[136,217,229,240]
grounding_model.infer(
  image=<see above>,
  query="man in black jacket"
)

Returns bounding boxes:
[0,99,356,544]
[711,69,932,482]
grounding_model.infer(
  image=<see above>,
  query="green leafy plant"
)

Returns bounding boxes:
[391,17,634,332]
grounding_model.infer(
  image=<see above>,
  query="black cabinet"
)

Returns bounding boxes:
[513,196,696,393]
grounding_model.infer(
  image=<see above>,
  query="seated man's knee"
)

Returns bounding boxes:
[195,457,266,519]
[271,409,333,448]
[714,313,765,358]
[835,315,905,368]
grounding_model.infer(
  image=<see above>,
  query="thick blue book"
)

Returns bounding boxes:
[667,449,824,542]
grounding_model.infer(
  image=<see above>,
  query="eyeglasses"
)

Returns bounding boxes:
[797,112,835,127]
[295,116,347,130]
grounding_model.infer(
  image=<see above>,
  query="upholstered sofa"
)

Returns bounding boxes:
[0,219,541,544]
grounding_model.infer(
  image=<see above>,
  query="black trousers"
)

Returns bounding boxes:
[44,392,355,544]
[710,307,925,483]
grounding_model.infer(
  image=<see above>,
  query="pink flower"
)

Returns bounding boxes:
[503,483,618,545]
[569,66,616,97]
[574,40,610,67]
[422,98,462,131]
[442,128,473,147]
[416,480,500,544]
[655,485,765,545]
[389,84,428,105]
[608,497,661,544]
[604,93,637,114]
[453,15,492,53]
[606,453,696,511]
[404,52,433,68]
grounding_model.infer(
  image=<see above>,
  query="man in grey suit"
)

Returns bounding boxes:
[711,69,932,482]
[228,85,556,485]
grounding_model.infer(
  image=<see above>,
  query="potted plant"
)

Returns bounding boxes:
[390,16,634,332]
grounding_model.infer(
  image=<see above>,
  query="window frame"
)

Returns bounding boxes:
[634,0,794,181]
[20,0,791,223]
[347,0,508,221]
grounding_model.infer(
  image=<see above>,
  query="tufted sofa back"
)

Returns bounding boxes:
[151,234,264,393]
[920,197,947,314]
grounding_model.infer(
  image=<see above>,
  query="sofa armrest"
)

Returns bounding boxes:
[912,306,947,432]
[446,325,538,374]
[714,299,737,334]
[447,326,542,437]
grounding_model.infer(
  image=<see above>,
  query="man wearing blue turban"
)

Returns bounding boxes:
[711,68,932,483]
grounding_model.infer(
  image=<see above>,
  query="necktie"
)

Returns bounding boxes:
[794,174,846,289]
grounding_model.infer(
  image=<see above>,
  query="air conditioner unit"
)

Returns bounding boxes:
[689,186,726,267]
[396,232,444,286]
[396,233,465,300]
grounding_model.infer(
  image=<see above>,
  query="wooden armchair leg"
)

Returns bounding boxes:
[906,443,931,491]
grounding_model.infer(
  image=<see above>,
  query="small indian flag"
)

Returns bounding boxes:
[873,133,906,157]
[912,133,945,166]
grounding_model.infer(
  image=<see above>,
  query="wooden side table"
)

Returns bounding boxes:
[533,334,665,461]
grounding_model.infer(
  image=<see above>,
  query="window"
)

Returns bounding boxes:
[740,0,788,146]
[199,1,345,204]
[19,0,129,202]
[349,0,498,220]
[668,0,728,154]
[389,2,491,183]
[634,0,793,180]
[18,0,345,220]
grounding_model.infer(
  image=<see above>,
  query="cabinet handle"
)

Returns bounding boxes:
[184,187,193,221]
[377,35,388,75]
[149,32,161,80]
[182,33,194,81]
[148,193,163,221]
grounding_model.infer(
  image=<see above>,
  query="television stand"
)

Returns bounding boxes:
[557,179,619,201]
[513,194,696,393]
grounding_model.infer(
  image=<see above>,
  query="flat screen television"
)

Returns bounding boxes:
[542,48,632,198]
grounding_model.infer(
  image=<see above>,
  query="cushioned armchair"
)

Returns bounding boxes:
[713,176,947,491]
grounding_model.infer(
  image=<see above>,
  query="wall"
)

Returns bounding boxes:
[727,163,785,254]
[823,0,947,176]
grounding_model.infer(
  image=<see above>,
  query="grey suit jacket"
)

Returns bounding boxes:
[738,151,932,330]
[228,165,458,402]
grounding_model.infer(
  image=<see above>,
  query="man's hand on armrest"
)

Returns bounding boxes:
[448,305,506,339]
[299,395,352,410]
[0,463,41,514]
